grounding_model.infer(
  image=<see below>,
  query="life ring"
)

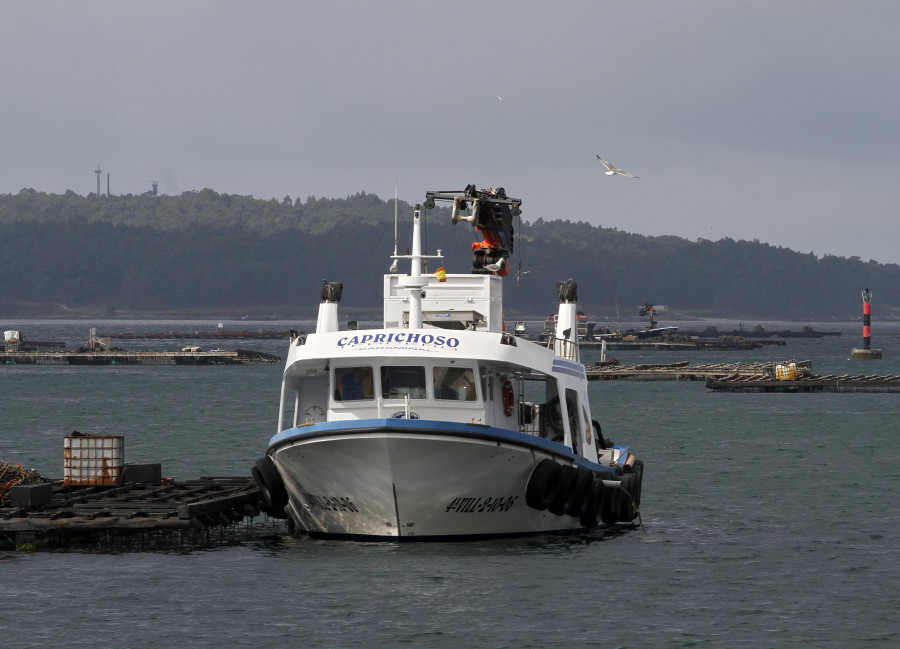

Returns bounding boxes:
[251,456,288,519]
[502,381,514,417]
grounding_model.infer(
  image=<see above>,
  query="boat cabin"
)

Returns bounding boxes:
[277,335,598,463]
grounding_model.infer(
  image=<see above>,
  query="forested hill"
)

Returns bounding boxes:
[1,188,898,320]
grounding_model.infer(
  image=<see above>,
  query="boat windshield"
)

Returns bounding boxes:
[381,366,427,399]
[333,366,375,401]
[432,366,477,401]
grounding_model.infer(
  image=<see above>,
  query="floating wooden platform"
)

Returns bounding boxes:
[1,348,281,365]
[2,340,66,351]
[586,360,812,381]
[706,373,900,393]
[0,476,279,550]
[98,329,293,340]
[580,338,785,351]
[676,327,841,339]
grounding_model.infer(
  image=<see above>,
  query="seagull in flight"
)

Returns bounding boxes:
[597,155,638,178]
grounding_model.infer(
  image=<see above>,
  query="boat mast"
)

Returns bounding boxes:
[398,206,428,329]
[393,180,399,258]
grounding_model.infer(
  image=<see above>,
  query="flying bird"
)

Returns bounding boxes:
[596,155,638,178]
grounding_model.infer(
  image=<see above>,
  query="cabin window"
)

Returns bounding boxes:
[333,366,375,401]
[433,366,477,401]
[381,366,427,399]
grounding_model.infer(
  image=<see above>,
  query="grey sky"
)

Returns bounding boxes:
[2,1,898,263]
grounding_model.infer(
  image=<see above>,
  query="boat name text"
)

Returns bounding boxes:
[445,496,518,513]
[337,333,460,349]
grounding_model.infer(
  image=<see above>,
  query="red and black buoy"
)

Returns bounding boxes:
[851,288,882,359]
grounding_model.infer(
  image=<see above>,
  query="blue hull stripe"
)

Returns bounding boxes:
[551,358,586,379]
[268,418,616,475]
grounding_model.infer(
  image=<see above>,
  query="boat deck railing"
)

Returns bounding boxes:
[545,336,579,361]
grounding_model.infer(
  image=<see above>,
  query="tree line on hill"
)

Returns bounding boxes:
[1,188,898,320]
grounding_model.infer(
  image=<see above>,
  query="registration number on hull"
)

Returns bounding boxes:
[303,493,359,512]
[445,496,518,513]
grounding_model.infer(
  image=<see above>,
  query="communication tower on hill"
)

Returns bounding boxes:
[94,163,102,197]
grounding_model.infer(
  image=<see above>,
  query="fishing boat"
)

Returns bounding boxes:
[251,185,643,540]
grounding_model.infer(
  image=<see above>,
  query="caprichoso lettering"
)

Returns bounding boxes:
[445,496,518,513]
[336,333,460,349]
[303,493,359,513]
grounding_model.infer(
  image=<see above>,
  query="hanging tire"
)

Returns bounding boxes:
[579,479,605,528]
[252,455,288,518]
[618,473,637,522]
[631,459,644,508]
[525,459,560,511]
[565,467,594,517]
[600,479,619,524]
[547,465,578,516]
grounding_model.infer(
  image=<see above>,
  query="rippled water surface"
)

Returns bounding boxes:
[2,319,898,648]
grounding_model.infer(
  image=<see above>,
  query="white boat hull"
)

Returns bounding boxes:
[269,421,610,539]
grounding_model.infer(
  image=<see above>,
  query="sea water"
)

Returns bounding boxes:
[1,320,898,648]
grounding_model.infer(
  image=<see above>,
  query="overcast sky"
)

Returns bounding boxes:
[2,1,898,264]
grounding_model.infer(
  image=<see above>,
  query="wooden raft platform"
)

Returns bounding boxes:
[706,373,900,393]
[1,477,271,550]
[1,348,281,365]
[586,360,812,381]
[580,338,785,351]
[98,329,293,340]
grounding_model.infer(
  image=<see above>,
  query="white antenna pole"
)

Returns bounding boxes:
[393,179,399,256]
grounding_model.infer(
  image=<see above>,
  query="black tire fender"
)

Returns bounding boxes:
[525,459,560,511]
[566,467,594,517]
[579,478,605,528]
[600,478,619,524]
[252,455,288,518]
[547,465,578,516]
[631,459,644,508]
[618,473,637,522]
